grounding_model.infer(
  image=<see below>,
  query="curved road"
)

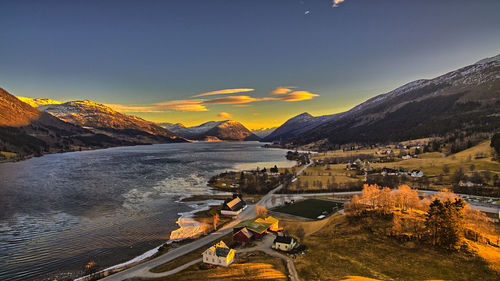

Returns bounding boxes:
[98,164,310,281]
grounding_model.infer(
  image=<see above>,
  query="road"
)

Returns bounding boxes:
[99,163,310,281]
[137,234,299,281]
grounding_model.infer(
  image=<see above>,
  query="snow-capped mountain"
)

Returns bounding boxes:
[275,54,500,147]
[0,89,122,158]
[23,99,185,144]
[261,112,339,142]
[160,120,259,141]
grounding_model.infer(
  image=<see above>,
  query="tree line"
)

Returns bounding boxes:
[345,184,496,250]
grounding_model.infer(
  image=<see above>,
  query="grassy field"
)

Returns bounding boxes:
[287,214,500,281]
[283,163,362,192]
[292,140,500,192]
[147,252,287,281]
[272,199,343,219]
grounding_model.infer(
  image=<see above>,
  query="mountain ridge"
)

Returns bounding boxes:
[160,120,259,141]
[280,53,500,148]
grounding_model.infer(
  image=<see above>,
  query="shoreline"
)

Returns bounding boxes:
[0,140,282,164]
[73,161,295,281]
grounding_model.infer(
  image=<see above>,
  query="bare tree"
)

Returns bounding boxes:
[255,205,268,218]
[213,213,220,230]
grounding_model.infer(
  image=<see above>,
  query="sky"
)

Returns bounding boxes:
[1,0,500,130]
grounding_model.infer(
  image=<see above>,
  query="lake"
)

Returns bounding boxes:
[0,141,294,280]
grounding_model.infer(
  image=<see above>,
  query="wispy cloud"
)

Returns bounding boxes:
[105,104,162,113]
[270,86,295,95]
[274,91,319,102]
[217,112,233,119]
[154,100,208,111]
[203,95,267,104]
[108,87,319,114]
[192,88,255,98]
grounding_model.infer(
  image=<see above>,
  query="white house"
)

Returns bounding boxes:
[272,236,297,252]
[402,155,411,160]
[411,170,424,177]
[202,241,235,267]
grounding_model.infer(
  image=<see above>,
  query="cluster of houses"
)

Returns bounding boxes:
[381,167,424,177]
[202,215,298,267]
[344,159,424,178]
[345,159,372,173]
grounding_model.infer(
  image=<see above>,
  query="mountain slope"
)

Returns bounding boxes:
[38,100,185,144]
[251,127,277,138]
[262,112,340,142]
[0,88,122,158]
[160,120,259,141]
[17,96,62,107]
[203,120,260,141]
[289,54,500,148]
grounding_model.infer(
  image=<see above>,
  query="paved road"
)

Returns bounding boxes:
[139,234,300,281]
[99,163,310,281]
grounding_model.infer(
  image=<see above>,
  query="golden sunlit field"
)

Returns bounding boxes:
[285,214,500,281]
[148,252,287,281]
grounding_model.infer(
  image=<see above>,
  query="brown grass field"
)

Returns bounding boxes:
[146,252,287,281]
[284,214,500,281]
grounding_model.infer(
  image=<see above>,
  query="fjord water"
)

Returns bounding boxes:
[0,142,294,280]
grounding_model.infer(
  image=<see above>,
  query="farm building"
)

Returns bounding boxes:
[221,195,247,216]
[272,236,297,252]
[232,216,279,242]
[411,170,424,177]
[202,241,235,267]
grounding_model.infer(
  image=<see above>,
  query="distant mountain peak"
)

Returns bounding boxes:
[160,119,259,141]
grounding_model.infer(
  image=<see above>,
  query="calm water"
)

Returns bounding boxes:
[0,142,294,280]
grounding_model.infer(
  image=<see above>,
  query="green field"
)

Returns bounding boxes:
[273,198,343,219]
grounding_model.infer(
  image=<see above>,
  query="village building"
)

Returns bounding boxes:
[202,241,235,267]
[254,216,281,232]
[402,155,411,160]
[233,227,254,243]
[381,167,398,176]
[411,170,424,177]
[232,216,279,242]
[220,195,247,216]
[458,180,483,187]
[272,236,297,252]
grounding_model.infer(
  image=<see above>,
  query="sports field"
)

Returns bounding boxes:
[273,198,343,219]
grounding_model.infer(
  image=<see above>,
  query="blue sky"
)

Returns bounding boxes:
[1,0,500,128]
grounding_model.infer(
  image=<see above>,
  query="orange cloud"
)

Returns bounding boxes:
[203,95,268,104]
[154,100,207,111]
[105,104,162,113]
[217,112,233,119]
[232,104,252,107]
[192,88,254,97]
[270,87,295,95]
[274,91,319,102]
